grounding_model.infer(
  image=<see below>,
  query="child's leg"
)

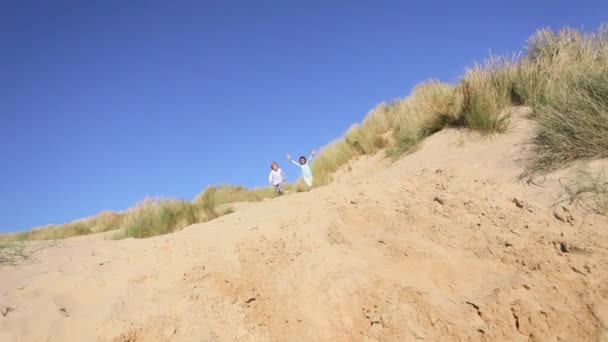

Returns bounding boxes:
[303,175,313,188]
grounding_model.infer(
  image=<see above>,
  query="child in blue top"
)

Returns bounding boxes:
[287,150,316,190]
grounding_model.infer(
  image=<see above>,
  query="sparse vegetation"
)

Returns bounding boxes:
[6,24,608,239]
[6,210,124,241]
[0,241,28,266]
[561,167,608,216]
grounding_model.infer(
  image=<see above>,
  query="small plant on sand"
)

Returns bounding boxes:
[0,241,28,266]
[560,167,608,216]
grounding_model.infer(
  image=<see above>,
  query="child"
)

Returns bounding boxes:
[287,150,316,190]
[268,162,287,195]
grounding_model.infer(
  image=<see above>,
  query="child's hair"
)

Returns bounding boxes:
[299,156,306,163]
[271,161,278,169]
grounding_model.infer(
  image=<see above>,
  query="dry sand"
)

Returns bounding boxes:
[2,111,607,341]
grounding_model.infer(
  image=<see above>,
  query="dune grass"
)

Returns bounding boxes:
[7,24,608,239]
[517,27,608,176]
[460,57,517,133]
[388,80,464,158]
[115,198,198,239]
[7,211,124,241]
[0,241,28,266]
[561,167,608,216]
[193,185,277,220]
[4,184,285,241]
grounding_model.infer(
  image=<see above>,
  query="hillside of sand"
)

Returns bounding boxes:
[1,110,608,341]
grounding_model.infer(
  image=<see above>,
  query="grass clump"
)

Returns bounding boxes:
[118,198,198,239]
[0,241,28,266]
[460,57,517,133]
[313,80,464,180]
[518,26,608,176]
[198,186,219,219]
[561,167,608,216]
[388,80,464,158]
[194,184,275,205]
[194,184,278,219]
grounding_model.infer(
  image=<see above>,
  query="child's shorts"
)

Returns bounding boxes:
[273,182,285,195]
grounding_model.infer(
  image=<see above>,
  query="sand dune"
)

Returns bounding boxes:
[2,111,607,341]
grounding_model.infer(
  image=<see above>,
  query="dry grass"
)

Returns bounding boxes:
[6,210,124,241]
[518,26,608,176]
[310,80,464,179]
[460,57,517,133]
[0,241,28,266]
[194,184,275,205]
[115,198,198,239]
[7,184,282,241]
[388,80,464,158]
[560,167,608,216]
[194,185,261,220]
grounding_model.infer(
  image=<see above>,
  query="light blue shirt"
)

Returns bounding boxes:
[291,155,313,177]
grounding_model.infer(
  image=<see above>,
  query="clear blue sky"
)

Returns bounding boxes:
[1,0,606,232]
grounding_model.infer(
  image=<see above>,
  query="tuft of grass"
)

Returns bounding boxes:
[560,167,608,216]
[118,198,198,239]
[388,80,464,158]
[0,241,28,266]
[194,184,276,204]
[198,186,219,219]
[311,139,357,185]
[525,85,608,175]
[519,26,608,176]
[460,57,517,133]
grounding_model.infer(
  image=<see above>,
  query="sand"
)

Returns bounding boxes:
[1,110,607,341]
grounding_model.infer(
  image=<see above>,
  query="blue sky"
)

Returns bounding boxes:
[1,0,607,232]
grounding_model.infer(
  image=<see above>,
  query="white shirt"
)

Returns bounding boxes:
[268,168,286,185]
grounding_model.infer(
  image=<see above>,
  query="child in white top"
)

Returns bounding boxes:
[268,162,287,195]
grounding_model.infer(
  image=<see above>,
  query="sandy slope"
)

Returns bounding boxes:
[2,110,608,341]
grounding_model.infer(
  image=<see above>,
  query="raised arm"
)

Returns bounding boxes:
[308,150,317,163]
[287,154,300,167]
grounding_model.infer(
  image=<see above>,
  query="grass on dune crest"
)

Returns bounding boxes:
[0,241,29,266]
[113,198,198,239]
[7,211,125,241]
[7,24,608,240]
[460,57,517,133]
[310,25,608,212]
[4,184,283,241]
[518,27,608,177]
